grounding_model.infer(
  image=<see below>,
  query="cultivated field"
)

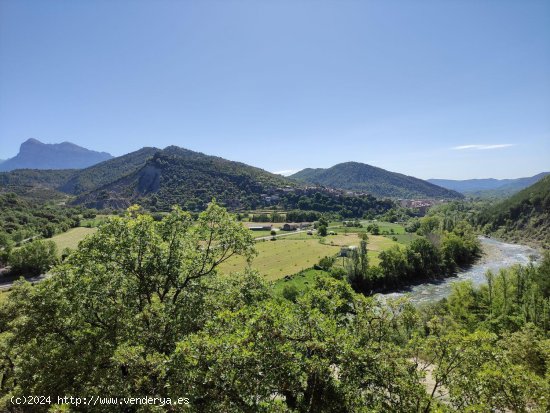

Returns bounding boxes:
[219,233,399,280]
[329,220,406,235]
[51,227,97,253]
[220,238,341,281]
[46,220,404,280]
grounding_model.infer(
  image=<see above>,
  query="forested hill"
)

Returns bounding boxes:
[428,172,550,198]
[0,146,297,210]
[290,162,463,199]
[0,146,397,215]
[476,175,550,248]
[0,147,158,201]
[72,146,297,210]
[58,147,159,195]
[0,138,113,171]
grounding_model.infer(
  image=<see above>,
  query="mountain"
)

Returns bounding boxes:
[1,145,299,210]
[0,147,157,201]
[0,138,113,171]
[290,162,463,199]
[58,147,158,195]
[476,175,550,248]
[428,172,550,198]
[72,146,296,210]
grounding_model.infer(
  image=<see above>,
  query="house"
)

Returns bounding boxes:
[249,225,272,231]
[339,245,357,257]
[282,223,300,231]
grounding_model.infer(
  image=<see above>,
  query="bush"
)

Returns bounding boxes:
[317,256,336,270]
[8,240,58,276]
[282,284,300,302]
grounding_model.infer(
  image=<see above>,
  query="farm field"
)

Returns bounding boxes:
[249,230,274,239]
[45,221,400,281]
[219,233,399,281]
[329,220,406,235]
[51,227,97,254]
[219,238,341,281]
[384,233,420,245]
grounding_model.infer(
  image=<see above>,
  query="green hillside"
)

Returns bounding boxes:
[477,175,550,247]
[0,146,397,215]
[58,147,158,194]
[0,169,75,201]
[291,162,463,199]
[72,146,297,210]
[0,148,158,201]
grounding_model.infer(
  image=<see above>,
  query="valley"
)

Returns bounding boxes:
[0,142,548,413]
[1,2,549,410]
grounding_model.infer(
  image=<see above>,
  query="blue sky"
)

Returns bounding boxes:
[1,0,549,179]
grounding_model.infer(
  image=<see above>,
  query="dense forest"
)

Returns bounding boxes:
[0,203,547,412]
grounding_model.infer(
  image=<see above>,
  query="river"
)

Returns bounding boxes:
[379,237,541,305]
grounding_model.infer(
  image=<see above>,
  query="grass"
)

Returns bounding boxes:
[272,268,329,296]
[219,232,400,281]
[383,233,420,245]
[219,238,341,281]
[80,214,111,228]
[51,227,97,254]
[249,230,276,239]
[366,221,406,235]
[329,220,406,235]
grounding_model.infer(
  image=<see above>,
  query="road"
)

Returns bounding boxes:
[254,229,313,241]
[0,273,49,291]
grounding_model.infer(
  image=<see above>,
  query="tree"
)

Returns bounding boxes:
[170,277,428,412]
[379,245,408,287]
[418,216,440,236]
[347,239,370,293]
[8,240,58,276]
[0,232,13,266]
[317,255,335,270]
[318,224,328,237]
[367,223,380,235]
[0,202,256,408]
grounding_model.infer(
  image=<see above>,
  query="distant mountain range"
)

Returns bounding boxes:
[290,162,463,199]
[428,173,550,198]
[0,138,113,171]
[0,140,483,212]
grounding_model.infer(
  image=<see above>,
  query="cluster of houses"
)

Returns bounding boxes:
[399,199,441,215]
[248,222,312,232]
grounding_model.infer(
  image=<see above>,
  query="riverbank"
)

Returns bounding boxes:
[379,237,540,305]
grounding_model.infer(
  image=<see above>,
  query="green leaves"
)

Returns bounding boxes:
[0,201,258,409]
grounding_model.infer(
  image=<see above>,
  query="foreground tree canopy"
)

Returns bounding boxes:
[0,202,548,412]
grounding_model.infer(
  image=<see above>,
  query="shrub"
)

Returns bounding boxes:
[8,240,58,276]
